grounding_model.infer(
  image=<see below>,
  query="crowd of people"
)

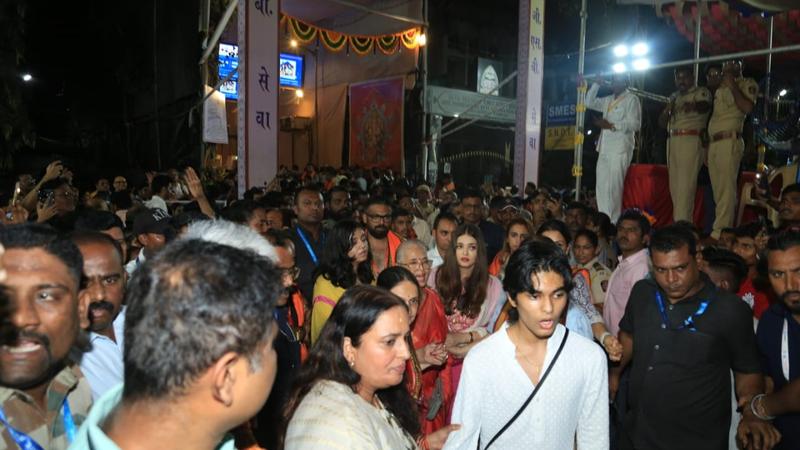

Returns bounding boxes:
[0,64,798,450]
[0,155,799,450]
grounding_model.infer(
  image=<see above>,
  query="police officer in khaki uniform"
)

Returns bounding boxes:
[708,60,758,238]
[572,229,612,311]
[660,66,712,222]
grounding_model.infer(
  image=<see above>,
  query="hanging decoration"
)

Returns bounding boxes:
[282,14,422,56]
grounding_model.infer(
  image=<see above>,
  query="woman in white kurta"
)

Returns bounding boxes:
[284,286,458,450]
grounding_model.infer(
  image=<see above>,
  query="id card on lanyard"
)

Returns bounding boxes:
[0,397,76,450]
[295,227,321,266]
[655,291,712,331]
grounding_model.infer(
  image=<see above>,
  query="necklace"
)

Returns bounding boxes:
[510,327,544,375]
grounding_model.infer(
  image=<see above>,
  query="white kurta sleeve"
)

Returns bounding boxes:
[443,354,483,449]
[585,83,608,113]
[576,346,610,450]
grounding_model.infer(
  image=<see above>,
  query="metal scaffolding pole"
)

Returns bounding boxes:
[573,0,588,201]
[421,0,429,180]
[764,16,774,118]
[619,43,800,74]
[693,9,702,84]
[199,0,238,65]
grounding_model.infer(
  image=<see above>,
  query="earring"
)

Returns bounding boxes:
[349,360,355,367]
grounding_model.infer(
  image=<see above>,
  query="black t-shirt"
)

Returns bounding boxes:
[291,225,325,304]
[478,220,504,262]
[756,303,800,450]
[618,277,761,450]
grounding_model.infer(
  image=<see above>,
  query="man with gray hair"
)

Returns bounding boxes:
[71,235,283,449]
[182,219,278,262]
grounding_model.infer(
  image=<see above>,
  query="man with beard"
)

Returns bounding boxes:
[0,224,92,449]
[323,186,352,230]
[659,66,712,223]
[291,187,326,303]
[755,231,800,449]
[71,231,126,400]
[399,192,432,248]
[361,197,402,276]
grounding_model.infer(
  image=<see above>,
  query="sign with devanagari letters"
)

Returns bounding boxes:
[237,0,278,196]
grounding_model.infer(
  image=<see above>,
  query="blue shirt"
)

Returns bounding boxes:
[78,307,126,401]
[756,303,800,450]
[69,384,235,450]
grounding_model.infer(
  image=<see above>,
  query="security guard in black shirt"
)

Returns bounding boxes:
[612,225,780,450]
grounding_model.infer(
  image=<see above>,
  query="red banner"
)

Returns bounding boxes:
[349,77,404,173]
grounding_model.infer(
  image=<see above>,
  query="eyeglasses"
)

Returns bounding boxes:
[280,266,300,280]
[400,258,431,271]
[366,213,392,223]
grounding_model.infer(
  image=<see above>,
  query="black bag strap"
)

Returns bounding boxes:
[479,329,570,450]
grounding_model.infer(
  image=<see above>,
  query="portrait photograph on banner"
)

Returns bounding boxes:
[349,77,405,173]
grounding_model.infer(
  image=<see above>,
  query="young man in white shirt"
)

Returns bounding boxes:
[444,239,608,450]
[427,212,458,269]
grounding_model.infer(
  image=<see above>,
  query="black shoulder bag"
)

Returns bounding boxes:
[478,329,570,450]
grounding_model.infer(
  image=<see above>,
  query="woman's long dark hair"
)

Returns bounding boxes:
[314,220,373,288]
[436,223,489,317]
[281,286,420,445]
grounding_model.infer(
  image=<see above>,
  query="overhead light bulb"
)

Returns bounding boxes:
[21,73,32,82]
[779,89,788,97]
[612,63,627,73]
[295,89,304,98]
[632,42,649,56]
[632,58,650,71]
[290,39,298,48]
[613,45,629,58]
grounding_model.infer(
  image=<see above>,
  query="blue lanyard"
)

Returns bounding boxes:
[295,226,321,265]
[0,397,76,449]
[655,291,711,332]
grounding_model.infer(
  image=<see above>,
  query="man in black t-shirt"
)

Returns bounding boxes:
[614,225,780,450]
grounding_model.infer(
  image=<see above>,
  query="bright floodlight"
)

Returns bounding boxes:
[587,129,593,135]
[295,89,304,98]
[632,42,649,56]
[416,33,427,47]
[21,73,32,82]
[632,58,650,71]
[613,44,629,58]
[779,89,788,97]
[612,63,627,73]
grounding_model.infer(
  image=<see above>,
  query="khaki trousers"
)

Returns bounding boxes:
[708,137,744,238]
[667,135,704,222]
